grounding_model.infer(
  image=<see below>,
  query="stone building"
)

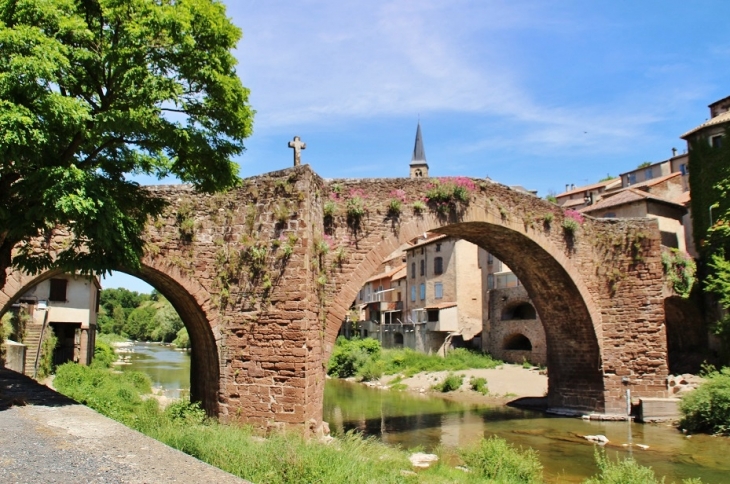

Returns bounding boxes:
[482,257,547,366]
[2,274,100,376]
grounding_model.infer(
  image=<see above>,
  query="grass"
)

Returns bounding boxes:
[53,362,552,483]
[583,449,703,484]
[432,373,464,392]
[97,333,131,345]
[52,360,706,484]
[469,376,489,395]
[381,347,502,378]
[326,337,502,382]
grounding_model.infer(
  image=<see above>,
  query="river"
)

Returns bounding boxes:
[121,342,730,483]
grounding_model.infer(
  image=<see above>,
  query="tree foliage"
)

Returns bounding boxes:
[0,0,254,288]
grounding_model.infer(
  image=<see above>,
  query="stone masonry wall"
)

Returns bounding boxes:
[1,165,671,427]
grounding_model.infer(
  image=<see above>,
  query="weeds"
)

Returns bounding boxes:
[469,376,489,395]
[432,373,464,392]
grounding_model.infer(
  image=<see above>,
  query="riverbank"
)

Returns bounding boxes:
[373,364,549,406]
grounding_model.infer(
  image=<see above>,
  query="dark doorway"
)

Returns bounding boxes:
[504,333,532,351]
[50,323,81,366]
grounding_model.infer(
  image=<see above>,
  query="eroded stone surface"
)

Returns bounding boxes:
[1,165,671,431]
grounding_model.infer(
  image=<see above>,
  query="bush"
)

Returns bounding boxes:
[357,358,384,382]
[92,340,116,369]
[165,400,207,425]
[680,367,730,434]
[172,327,190,349]
[433,373,464,392]
[36,327,58,379]
[459,435,543,483]
[469,376,489,395]
[327,337,381,378]
[583,449,671,484]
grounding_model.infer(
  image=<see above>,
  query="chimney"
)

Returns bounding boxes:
[565,184,570,192]
[571,184,575,190]
[672,147,677,157]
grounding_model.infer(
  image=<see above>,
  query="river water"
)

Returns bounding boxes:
[121,342,730,483]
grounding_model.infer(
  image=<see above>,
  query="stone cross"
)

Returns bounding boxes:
[288,136,306,166]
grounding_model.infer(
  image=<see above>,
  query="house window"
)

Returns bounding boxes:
[711,135,724,148]
[434,257,443,275]
[644,167,653,180]
[628,173,636,185]
[411,286,416,302]
[680,164,688,176]
[419,283,426,300]
[487,274,494,290]
[411,262,416,279]
[434,282,443,299]
[420,259,425,276]
[435,243,441,252]
[49,279,68,302]
[487,253,493,264]
[603,212,616,218]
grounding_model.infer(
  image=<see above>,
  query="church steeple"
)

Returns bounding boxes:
[409,122,429,178]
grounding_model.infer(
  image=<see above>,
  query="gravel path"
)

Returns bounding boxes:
[0,368,249,484]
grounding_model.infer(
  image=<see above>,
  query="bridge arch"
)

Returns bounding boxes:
[1,260,220,416]
[323,200,605,412]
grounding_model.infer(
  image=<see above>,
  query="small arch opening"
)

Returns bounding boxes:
[501,302,536,320]
[394,332,404,346]
[504,333,532,351]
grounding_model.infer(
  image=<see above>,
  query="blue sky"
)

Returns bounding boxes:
[105,0,730,291]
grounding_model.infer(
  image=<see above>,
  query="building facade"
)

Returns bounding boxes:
[4,274,100,376]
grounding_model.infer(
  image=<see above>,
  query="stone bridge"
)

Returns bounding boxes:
[1,165,670,432]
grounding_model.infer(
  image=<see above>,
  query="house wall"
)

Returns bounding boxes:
[621,161,671,187]
[454,240,483,340]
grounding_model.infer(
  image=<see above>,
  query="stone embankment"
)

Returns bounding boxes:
[0,368,249,484]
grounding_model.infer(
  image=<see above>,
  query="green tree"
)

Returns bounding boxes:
[125,303,156,340]
[0,0,254,290]
[150,298,183,342]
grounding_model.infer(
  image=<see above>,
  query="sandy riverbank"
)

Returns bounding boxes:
[358,364,549,406]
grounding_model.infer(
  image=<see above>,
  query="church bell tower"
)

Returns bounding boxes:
[409,122,429,178]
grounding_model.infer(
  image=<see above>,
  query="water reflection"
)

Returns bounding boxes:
[324,379,730,483]
[119,342,191,399]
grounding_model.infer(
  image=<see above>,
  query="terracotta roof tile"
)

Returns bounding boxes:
[580,188,685,214]
[681,111,730,139]
[556,178,621,198]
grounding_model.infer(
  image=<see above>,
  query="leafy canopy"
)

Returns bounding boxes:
[0,0,254,282]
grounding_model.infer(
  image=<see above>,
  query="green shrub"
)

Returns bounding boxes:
[469,376,489,395]
[358,358,384,382]
[583,449,664,484]
[36,327,58,379]
[173,327,190,349]
[680,367,730,434]
[326,337,381,378]
[92,340,116,369]
[433,373,463,392]
[459,435,543,483]
[165,400,207,425]
[562,218,579,234]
